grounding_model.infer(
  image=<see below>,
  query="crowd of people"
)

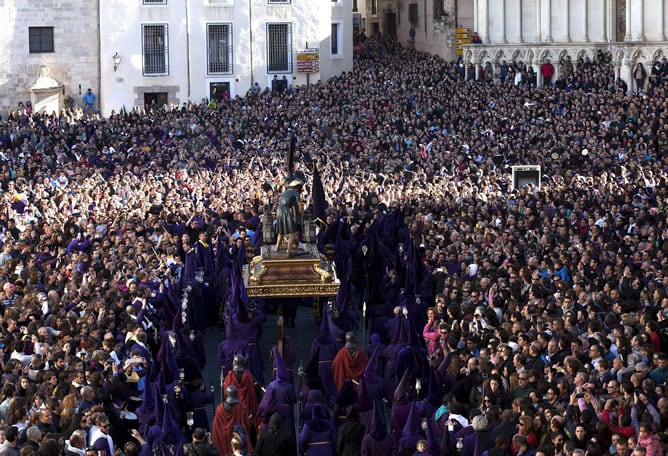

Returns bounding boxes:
[0,32,666,456]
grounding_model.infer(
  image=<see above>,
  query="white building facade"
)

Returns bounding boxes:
[99,0,353,116]
[367,0,668,91]
[463,0,668,90]
[0,0,100,115]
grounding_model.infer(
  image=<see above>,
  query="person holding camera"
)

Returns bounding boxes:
[184,428,219,456]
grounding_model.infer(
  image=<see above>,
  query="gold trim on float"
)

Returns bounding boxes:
[245,254,339,298]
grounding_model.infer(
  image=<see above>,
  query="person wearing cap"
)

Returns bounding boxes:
[212,385,253,456]
[331,332,368,391]
[223,355,260,428]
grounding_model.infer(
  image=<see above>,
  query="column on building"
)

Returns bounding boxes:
[500,0,507,43]
[535,0,541,42]
[518,0,524,43]
[621,58,632,91]
[635,0,645,41]
[533,60,542,87]
[484,0,490,43]
[583,0,589,42]
[565,0,571,42]
[624,0,632,41]
[659,0,666,40]
[602,0,609,42]
[544,0,552,42]
[474,0,479,35]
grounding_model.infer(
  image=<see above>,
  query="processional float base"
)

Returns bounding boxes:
[243,247,339,298]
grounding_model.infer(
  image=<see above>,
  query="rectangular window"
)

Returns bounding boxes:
[207,23,233,74]
[408,3,419,25]
[142,24,169,76]
[143,0,167,4]
[268,0,290,4]
[331,23,342,56]
[29,27,54,53]
[371,0,377,15]
[266,23,292,74]
[433,0,445,19]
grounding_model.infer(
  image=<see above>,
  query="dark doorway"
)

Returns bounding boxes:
[144,92,168,110]
[372,22,380,37]
[384,13,397,38]
[209,81,231,102]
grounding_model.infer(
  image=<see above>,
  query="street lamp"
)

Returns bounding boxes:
[112,52,121,72]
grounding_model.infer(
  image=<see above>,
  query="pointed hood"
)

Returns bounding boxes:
[331,283,357,335]
[364,344,381,379]
[160,393,186,446]
[326,305,346,345]
[225,314,238,339]
[391,312,408,346]
[182,245,198,285]
[317,308,334,344]
[156,332,180,385]
[399,401,423,450]
[369,399,388,440]
[406,320,420,348]
[304,345,323,390]
[272,345,290,382]
[357,373,372,412]
[230,264,251,323]
[426,367,441,406]
[425,416,441,456]
[136,380,158,426]
[393,369,412,406]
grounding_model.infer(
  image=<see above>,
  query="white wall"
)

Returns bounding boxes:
[99,0,353,116]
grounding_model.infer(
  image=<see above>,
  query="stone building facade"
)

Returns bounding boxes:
[0,0,100,115]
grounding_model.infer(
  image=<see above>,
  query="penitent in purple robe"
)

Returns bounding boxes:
[299,403,337,456]
[216,316,248,377]
[361,433,401,456]
[259,347,296,435]
[361,400,400,456]
[230,313,265,385]
[308,316,338,405]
